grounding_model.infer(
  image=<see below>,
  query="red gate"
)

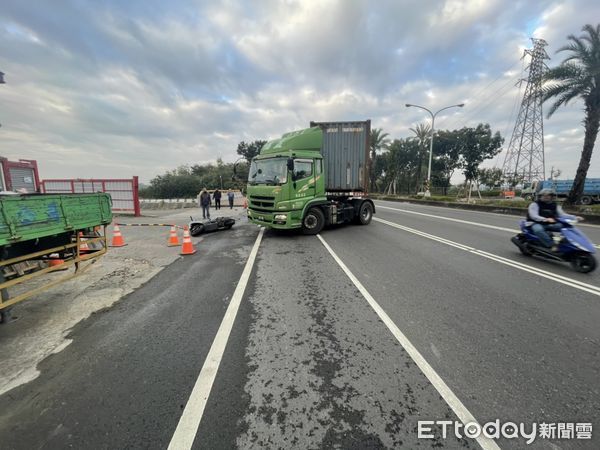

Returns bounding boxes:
[40,176,141,216]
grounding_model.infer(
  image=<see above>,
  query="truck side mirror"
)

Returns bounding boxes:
[287,158,294,172]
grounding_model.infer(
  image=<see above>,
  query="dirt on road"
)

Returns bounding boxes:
[0,207,249,395]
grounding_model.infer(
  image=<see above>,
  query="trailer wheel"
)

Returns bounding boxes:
[355,202,373,225]
[580,195,592,205]
[302,208,325,235]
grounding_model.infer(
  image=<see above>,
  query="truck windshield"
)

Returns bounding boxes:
[248,158,288,185]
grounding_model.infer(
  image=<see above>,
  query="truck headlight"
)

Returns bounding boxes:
[274,214,287,221]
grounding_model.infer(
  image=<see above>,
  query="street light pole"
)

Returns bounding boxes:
[0,71,5,128]
[405,102,464,197]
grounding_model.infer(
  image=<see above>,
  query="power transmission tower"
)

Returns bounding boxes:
[502,38,549,186]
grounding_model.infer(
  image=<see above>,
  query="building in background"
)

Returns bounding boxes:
[0,157,41,193]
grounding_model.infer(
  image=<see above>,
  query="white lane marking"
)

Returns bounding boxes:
[168,228,264,450]
[317,234,501,450]
[375,200,600,230]
[374,217,600,297]
[376,204,600,249]
[377,204,517,232]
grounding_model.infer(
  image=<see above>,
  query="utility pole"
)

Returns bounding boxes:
[502,38,549,187]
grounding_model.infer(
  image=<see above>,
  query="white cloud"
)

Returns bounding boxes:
[0,0,598,183]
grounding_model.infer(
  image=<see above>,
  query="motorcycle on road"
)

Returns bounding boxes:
[511,217,597,273]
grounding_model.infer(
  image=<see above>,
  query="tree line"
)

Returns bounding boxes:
[138,143,261,198]
[370,123,504,195]
[139,124,505,199]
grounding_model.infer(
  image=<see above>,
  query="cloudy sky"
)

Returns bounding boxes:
[1,0,599,184]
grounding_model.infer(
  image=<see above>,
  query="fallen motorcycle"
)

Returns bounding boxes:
[511,217,596,273]
[189,216,235,236]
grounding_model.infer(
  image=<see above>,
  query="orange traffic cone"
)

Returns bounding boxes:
[110,224,127,247]
[78,232,91,253]
[167,226,180,247]
[243,197,248,209]
[180,226,197,255]
[48,253,68,270]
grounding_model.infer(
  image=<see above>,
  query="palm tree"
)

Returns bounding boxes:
[369,128,390,192]
[409,123,432,192]
[542,23,600,205]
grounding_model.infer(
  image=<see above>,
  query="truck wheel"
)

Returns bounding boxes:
[355,202,373,225]
[302,208,325,235]
[524,194,533,201]
[580,196,592,205]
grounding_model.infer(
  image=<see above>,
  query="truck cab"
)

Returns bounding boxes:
[246,124,374,234]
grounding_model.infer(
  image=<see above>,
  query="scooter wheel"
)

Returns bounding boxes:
[511,235,532,256]
[190,224,204,236]
[570,253,597,273]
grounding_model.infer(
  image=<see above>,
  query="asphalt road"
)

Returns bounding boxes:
[0,201,599,449]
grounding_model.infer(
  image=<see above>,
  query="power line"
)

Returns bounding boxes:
[493,58,526,168]
[442,58,522,130]
[445,73,521,130]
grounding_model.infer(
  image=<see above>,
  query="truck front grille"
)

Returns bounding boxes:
[249,195,275,208]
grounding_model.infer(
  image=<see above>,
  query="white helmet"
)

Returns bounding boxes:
[538,188,555,196]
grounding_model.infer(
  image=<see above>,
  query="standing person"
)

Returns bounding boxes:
[199,188,211,219]
[227,190,235,209]
[213,189,222,210]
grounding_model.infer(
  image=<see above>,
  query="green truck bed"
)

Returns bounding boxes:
[0,193,113,247]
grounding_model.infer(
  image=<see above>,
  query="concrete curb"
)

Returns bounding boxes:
[372,196,600,225]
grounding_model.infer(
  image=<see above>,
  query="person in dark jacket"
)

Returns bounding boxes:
[199,188,211,219]
[227,190,235,209]
[527,189,581,251]
[213,189,222,210]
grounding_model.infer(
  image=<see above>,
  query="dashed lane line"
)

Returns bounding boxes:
[376,205,600,249]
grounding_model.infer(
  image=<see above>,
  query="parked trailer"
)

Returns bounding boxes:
[0,193,113,322]
[246,120,374,234]
[522,178,600,204]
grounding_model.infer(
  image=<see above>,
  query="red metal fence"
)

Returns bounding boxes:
[40,176,141,216]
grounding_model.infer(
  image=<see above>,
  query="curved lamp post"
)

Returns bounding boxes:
[405,102,464,197]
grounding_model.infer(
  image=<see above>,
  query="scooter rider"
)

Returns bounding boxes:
[527,188,582,252]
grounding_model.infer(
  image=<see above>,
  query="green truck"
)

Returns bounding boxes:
[246,120,375,234]
[0,193,112,322]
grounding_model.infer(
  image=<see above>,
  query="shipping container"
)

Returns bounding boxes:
[309,120,370,192]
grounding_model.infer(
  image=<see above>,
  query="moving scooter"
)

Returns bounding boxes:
[511,217,597,273]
